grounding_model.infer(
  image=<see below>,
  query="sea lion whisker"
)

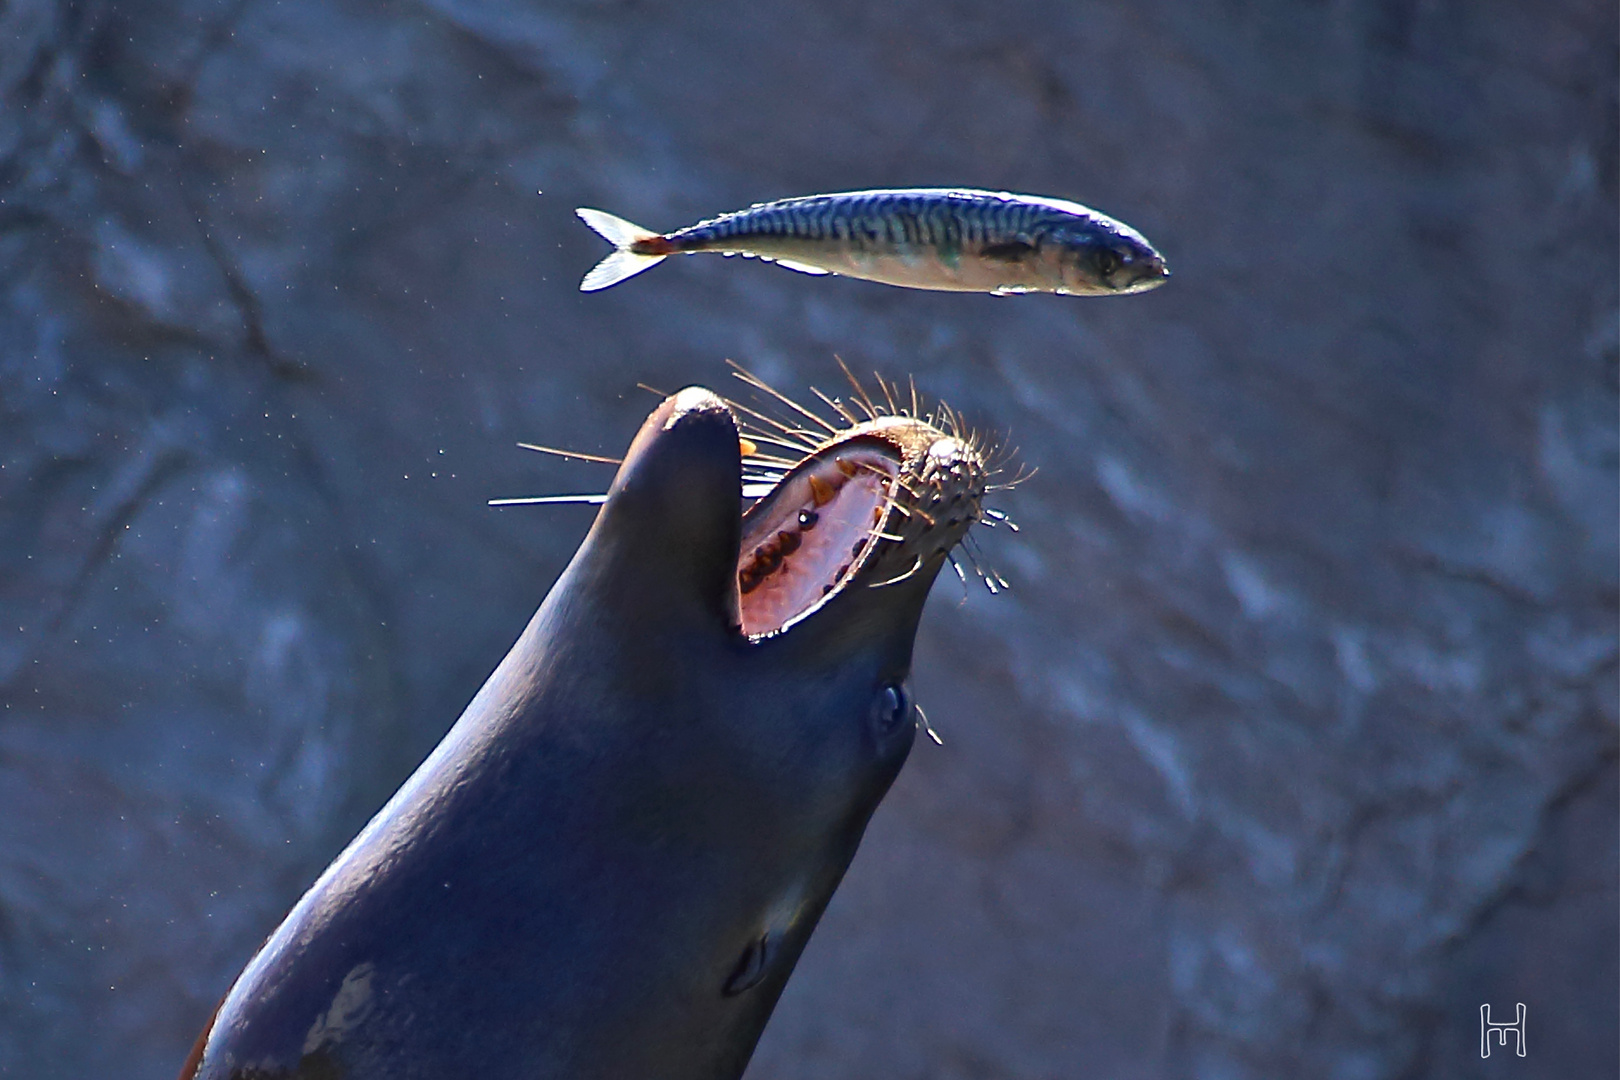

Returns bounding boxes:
[488,493,611,507]
[722,393,820,439]
[915,702,943,745]
[725,398,823,448]
[867,554,924,589]
[730,422,822,457]
[960,535,1006,594]
[726,361,841,434]
[876,373,900,416]
[977,430,1017,472]
[982,507,1019,532]
[947,553,970,603]
[852,459,899,483]
[517,442,623,466]
[811,386,862,426]
[889,475,926,500]
[739,415,825,449]
[834,356,882,420]
[902,502,939,526]
[986,463,1036,491]
[742,452,802,467]
[736,432,819,458]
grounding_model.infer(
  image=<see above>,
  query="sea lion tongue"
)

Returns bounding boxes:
[182,387,940,1080]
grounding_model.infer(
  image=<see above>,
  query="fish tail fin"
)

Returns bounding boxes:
[580,248,666,291]
[576,207,668,291]
[576,207,657,248]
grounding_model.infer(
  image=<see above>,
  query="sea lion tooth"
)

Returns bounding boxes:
[808,474,835,506]
[835,458,859,478]
[776,530,801,556]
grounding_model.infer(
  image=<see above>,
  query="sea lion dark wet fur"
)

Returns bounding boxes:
[181,377,1000,1080]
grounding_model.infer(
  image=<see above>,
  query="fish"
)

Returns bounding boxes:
[574,188,1169,297]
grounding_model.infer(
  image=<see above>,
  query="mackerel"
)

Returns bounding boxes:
[575,188,1168,297]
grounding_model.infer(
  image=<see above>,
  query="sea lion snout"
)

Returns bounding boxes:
[581,386,744,633]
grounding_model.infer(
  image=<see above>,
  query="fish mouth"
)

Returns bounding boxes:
[726,369,1002,641]
[1115,255,1170,294]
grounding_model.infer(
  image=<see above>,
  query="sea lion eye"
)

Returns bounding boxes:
[868,682,913,737]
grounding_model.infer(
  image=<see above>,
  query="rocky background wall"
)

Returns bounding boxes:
[1,1,1615,1077]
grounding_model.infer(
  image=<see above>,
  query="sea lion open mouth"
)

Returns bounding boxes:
[731,373,1000,639]
[491,363,1016,641]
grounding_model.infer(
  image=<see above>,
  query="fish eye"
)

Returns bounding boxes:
[1094,247,1119,277]
[868,682,913,739]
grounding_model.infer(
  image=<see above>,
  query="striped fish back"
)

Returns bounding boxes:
[672,190,1059,253]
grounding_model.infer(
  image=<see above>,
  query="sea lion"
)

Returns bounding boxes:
[180,377,996,1079]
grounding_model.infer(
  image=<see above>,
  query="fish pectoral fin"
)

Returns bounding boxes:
[980,240,1038,263]
[769,258,831,275]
